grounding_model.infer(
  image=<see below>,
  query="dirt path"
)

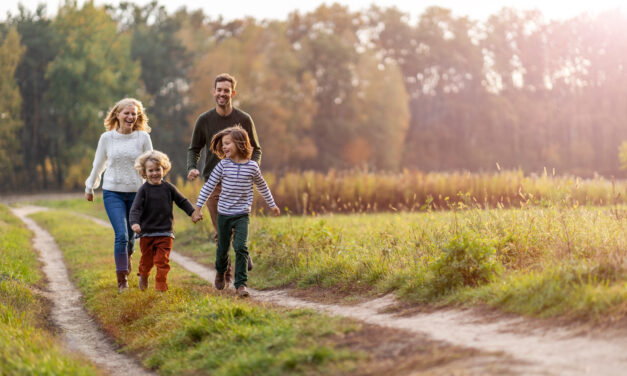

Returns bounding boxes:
[72,210,627,375]
[13,203,627,375]
[170,253,627,376]
[11,206,155,376]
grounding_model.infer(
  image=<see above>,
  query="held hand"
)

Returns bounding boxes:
[187,169,200,181]
[271,206,280,216]
[131,224,141,234]
[191,211,203,223]
[191,207,203,223]
[85,193,94,202]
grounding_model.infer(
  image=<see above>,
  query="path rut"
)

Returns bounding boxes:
[11,206,154,376]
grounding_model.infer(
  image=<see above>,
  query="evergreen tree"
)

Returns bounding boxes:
[0,28,25,191]
[46,0,141,188]
[10,5,59,189]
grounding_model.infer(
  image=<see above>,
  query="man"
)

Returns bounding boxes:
[187,73,260,279]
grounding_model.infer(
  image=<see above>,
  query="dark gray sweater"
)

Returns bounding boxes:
[186,107,261,180]
[129,181,195,236]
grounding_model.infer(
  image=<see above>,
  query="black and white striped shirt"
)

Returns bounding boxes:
[196,159,276,215]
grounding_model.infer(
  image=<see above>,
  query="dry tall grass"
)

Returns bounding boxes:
[175,169,626,215]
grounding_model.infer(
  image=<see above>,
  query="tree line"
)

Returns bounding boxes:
[1,0,626,193]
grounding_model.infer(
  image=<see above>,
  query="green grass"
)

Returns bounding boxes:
[35,195,217,265]
[36,197,627,322]
[31,209,363,375]
[0,204,101,376]
[36,196,109,222]
[227,206,623,321]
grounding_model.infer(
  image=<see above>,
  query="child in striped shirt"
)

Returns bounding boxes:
[193,126,280,297]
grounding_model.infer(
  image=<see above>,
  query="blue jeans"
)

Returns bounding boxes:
[103,190,136,272]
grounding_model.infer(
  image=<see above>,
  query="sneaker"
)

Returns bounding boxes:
[214,272,226,290]
[236,286,250,297]
[247,255,254,271]
[138,275,148,291]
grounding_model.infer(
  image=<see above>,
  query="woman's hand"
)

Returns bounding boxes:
[131,224,141,234]
[85,193,94,201]
[271,206,280,216]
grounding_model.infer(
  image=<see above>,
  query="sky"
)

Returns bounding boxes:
[2,0,626,22]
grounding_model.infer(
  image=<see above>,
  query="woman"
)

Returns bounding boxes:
[85,98,153,292]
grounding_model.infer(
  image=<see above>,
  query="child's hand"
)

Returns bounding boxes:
[131,224,141,234]
[271,206,280,216]
[192,208,203,223]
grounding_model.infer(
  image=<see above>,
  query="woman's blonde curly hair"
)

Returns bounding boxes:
[104,98,151,133]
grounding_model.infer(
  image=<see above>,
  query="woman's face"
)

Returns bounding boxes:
[116,105,138,134]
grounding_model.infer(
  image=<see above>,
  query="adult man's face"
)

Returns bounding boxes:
[213,80,234,109]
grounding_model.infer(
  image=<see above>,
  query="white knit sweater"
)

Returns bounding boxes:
[85,130,153,194]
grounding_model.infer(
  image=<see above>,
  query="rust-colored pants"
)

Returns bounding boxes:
[139,236,173,291]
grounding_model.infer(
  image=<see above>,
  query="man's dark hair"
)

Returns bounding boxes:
[214,73,237,90]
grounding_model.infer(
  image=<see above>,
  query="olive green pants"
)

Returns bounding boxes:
[216,213,250,288]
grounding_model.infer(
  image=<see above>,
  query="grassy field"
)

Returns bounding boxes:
[242,206,626,322]
[0,205,101,376]
[36,196,626,323]
[29,208,488,375]
[30,209,367,375]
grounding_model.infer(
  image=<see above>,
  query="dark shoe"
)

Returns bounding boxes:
[117,271,129,293]
[236,286,250,297]
[214,272,225,290]
[138,274,148,291]
[247,255,254,271]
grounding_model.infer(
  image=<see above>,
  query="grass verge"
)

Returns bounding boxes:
[0,204,100,375]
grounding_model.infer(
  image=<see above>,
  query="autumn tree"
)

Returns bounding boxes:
[110,1,193,176]
[285,4,409,170]
[184,16,318,171]
[345,50,408,170]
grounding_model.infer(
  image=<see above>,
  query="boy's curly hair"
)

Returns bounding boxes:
[210,125,253,159]
[134,150,172,178]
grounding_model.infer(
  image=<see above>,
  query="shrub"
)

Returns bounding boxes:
[426,233,502,298]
